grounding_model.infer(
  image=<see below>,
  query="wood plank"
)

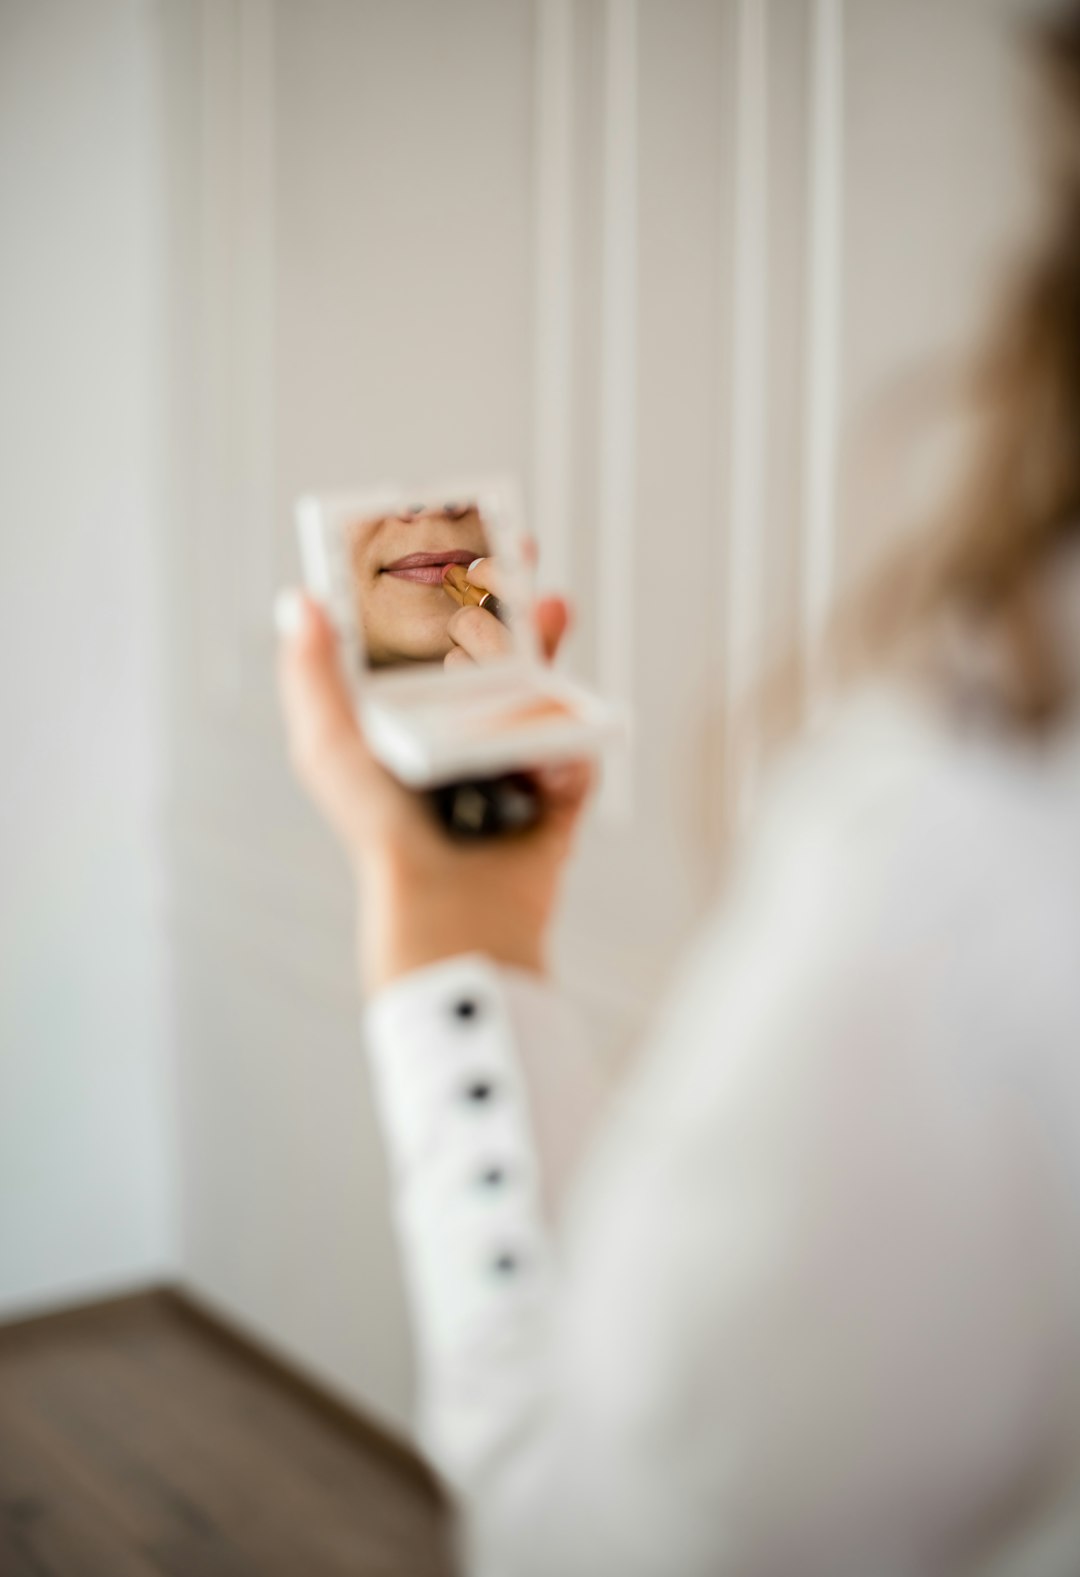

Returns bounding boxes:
[0,1404,160,1577]
[0,1290,454,1577]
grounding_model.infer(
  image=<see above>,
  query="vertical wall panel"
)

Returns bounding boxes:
[801,0,844,699]
[723,0,771,816]
[531,0,577,594]
[594,0,639,820]
[164,0,1040,1434]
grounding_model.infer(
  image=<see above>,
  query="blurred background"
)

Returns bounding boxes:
[0,0,1042,1460]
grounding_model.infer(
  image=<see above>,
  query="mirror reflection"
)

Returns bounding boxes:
[349,499,513,670]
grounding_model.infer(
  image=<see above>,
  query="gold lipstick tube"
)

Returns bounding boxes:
[442,563,507,624]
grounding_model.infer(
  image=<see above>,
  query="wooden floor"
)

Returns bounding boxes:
[0,1292,454,1576]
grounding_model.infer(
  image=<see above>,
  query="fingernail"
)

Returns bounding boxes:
[274,588,305,637]
[537,762,578,794]
[468,557,485,578]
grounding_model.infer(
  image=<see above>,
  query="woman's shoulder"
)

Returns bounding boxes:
[756,676,1074,881]
[732,674,1080,1016]
[760,679,993,834]
[572,676,1080,1243]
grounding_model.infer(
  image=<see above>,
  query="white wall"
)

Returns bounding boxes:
[0,0,1046,1449]
[0,0,176,1317]
[163,0,541,1443]
[159,0,1045,1447]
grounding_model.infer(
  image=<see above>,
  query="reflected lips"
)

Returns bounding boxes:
[382,549,480,586]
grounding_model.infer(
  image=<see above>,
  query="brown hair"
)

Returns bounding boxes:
[873,3,1080,726]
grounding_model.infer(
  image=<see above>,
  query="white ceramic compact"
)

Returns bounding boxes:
[295,476,625,797]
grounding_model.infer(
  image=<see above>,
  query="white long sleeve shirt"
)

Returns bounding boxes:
[364,674,1080,1577]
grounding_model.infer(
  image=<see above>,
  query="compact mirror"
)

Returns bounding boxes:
[346,495,517,670]
[297,476,624,794]
[298,478,533,686]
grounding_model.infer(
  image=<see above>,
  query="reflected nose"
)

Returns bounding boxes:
[395,501,472,522]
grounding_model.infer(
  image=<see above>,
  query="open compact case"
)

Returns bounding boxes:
[295,476,625,835]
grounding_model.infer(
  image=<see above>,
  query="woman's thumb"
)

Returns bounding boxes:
[275,590,380,844]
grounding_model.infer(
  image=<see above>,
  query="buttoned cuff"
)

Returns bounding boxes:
[364,956,552,1366]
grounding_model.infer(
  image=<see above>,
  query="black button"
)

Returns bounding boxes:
[492,1251,519,1276]
[479,1165,506,1188]
[453,997,480,1022]
[464,1080,495,1104]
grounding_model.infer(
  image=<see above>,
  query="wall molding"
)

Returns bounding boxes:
[531,0,576,595]
[235,0,278,636]
[801,0,844,705]
[723,0,771,821]
[193,0,240,707]
[192,0,276,712]
[596,0,639,821]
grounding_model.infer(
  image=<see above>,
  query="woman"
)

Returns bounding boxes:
[275,8,1080,1573]
[349,501,506,669]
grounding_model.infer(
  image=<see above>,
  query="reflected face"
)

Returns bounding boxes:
[350,502,489,667]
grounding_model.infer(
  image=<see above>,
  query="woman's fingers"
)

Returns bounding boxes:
[446,603,514,664]
[535,596,570,663]
[535,757,593,812]
[462,555,512,601]
[461,550,569,666]
[275,589,390,849]
[533,757,595,848]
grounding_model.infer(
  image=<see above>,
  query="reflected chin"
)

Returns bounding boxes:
[362,603,454,669]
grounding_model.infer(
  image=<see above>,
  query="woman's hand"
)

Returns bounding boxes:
[276,590,589,995]
[444,603,511,668]
[443,555,516,669]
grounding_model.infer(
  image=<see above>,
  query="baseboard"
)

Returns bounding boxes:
[0,1281,173,1340]
[0,1268,172,1329]
[0,1282,442,1505]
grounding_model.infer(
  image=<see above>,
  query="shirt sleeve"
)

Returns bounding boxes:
[363,954,610,1488]
[362,701,1067,1577]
